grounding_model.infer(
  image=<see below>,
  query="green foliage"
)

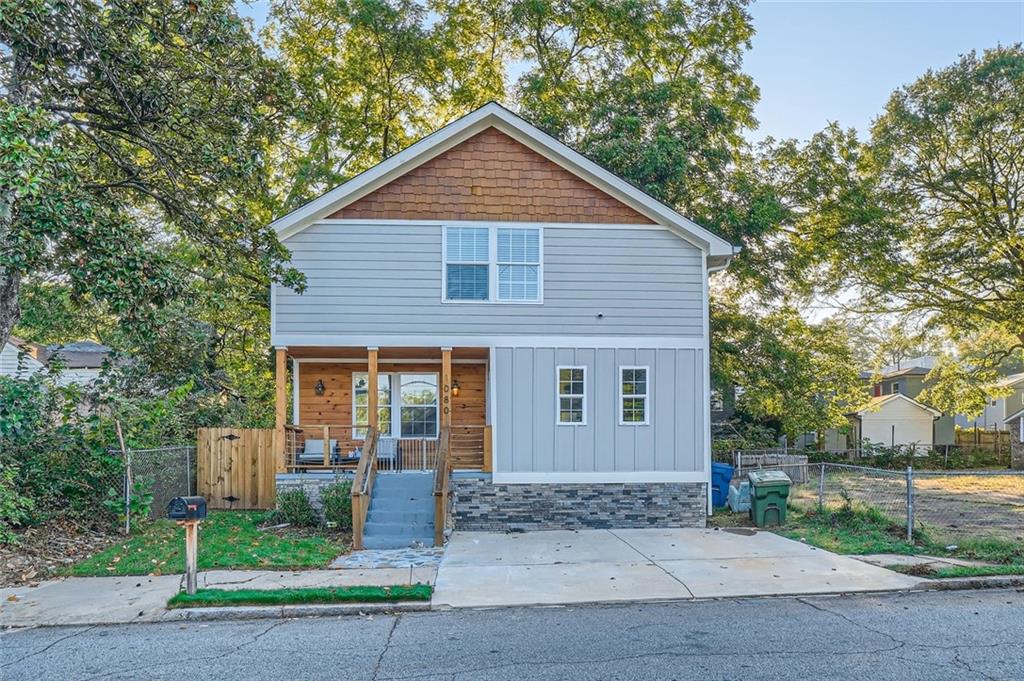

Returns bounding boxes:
[321,481,354,530]
[70,511,347,576]
[167,583,432,608]
[102,477,155,533]
[712,299,863,438]
[273,489,320,528]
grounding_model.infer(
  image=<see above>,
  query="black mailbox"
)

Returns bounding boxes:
[167,496,207,521]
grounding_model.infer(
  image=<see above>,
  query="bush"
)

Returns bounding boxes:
[273,488,319,527]
[321,481,353,530]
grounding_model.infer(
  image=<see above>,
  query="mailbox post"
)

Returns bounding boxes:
[167,496,207,595]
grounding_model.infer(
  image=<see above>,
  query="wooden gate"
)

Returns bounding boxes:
[196,428,276,509]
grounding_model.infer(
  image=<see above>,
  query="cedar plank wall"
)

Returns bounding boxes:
[298,362,487,467]
[331,127,654,224]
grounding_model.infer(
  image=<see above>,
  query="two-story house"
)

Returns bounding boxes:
[268,103,734,546]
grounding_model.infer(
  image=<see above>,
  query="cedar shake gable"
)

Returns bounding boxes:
[331,127,654,224]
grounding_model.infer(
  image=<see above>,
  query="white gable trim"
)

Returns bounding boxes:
[271,102,734,258]
[853,393,943,418]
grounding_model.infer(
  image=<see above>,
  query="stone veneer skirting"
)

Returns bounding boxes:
[450,475,707,531]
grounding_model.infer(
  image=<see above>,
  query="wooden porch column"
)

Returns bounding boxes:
[274,347,287,473]
[367,347,379,432]
[441,347,452,430]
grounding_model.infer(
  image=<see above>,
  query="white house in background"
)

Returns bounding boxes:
[0,337,45,379]
[45,340,111,386]
[0,338,111,387]
[847,393,942,450]
[955,372,1024,431]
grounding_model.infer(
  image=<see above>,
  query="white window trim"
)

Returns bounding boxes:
[441,224,544,304]
[556,365,587,426]
[619,365,650,426]
[352,371,439,440]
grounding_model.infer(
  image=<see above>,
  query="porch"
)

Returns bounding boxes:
[273,346,493,475]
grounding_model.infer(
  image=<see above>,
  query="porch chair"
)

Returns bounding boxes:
[297,438,338,466]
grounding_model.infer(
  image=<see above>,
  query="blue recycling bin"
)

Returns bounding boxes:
[711,462,734,508]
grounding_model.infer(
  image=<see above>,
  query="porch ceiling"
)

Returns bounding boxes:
[286,346,489,361]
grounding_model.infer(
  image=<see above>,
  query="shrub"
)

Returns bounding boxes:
[274,488,319,527]
[321,481,353,530]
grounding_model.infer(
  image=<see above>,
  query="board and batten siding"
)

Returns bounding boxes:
[494,347,705,477]
[274,221,704,339]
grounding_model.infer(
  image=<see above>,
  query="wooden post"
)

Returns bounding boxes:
[322,425,330,467]
[274,347,287,473]
[368,347,379,432]
[483,425,493,473]
[183,520,199,595]
[441,347,452,430]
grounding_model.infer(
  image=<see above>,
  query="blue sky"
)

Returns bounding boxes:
[746,1,1024,141]
[236,0,1024,141]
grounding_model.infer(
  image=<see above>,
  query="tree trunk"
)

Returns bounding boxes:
[0,50,27,348]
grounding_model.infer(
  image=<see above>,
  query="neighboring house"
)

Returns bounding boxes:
[954,372,1024,431]
[865,363,955,446]
[44,340,112,386]
[1009,407,1024,470]
[0,336,46,379]
[847,393,942,450]
[268,102,734,536]
[1,337,111,387]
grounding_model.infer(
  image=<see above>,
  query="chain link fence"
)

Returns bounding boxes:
[110,446,196,533]
[725,458,1024,545]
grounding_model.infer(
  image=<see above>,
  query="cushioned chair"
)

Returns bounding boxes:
[297,438,337,465]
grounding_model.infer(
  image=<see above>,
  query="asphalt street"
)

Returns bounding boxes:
[3,588,1023,680]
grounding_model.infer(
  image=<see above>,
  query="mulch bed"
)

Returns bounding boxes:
[0,521,121,587]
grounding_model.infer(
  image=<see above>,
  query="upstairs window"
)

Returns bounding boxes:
[444,226,542,302]
[445,227,489,300]
[497,228,540,301]
[557,366,586,425]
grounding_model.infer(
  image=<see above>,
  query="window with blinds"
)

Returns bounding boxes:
[443,225,542,302]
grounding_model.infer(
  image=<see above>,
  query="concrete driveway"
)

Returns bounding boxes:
[432,528,919,608]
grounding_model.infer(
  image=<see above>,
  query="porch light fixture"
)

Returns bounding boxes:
[314,379,325,396]
[451,379,460,397]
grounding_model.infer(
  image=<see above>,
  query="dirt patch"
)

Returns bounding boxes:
[0,522,120,587]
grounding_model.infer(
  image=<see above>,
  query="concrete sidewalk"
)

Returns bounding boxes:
[0,566,437,627]
[432,528,920,608]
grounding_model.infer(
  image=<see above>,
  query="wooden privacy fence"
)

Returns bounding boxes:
[197,428,276,509]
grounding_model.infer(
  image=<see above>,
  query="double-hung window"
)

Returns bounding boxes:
[444,226,541,302]
[557,366,586,425]
[445,227,490,300]
[620,367,649,425]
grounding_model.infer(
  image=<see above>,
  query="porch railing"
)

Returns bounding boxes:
[282,422,491,472]
[350,427,380,551]
[432,427,451,547]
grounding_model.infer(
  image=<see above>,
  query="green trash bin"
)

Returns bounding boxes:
[747,470,791,527]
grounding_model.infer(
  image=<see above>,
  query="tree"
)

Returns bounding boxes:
[712,298,863,440]
[512,0,757,220]
[265,0,510,209]
[0,0,302,349]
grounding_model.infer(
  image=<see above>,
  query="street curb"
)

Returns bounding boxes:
[915,575,1024,591]
[159,600,432,622]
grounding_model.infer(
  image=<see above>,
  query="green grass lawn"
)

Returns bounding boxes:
[167,584,432,608]
[776,503,1024,577]
[69,511,348,577]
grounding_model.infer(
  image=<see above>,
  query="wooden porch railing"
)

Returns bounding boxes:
[432,427,452,547]
[350,427,380,551]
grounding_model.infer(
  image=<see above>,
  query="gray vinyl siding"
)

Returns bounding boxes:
[495,346,705,474]
[275,222,704,338]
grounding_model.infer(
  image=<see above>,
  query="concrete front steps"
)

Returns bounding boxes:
[362,472,436,550]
